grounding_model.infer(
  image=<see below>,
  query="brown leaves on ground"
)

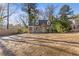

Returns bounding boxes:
[0,33,79,56]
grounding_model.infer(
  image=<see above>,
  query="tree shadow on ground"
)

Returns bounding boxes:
[16,35,79,45]
[1,36,79,56]
[0,41,16,56]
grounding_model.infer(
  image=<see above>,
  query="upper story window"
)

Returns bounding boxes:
[47,20,50,25]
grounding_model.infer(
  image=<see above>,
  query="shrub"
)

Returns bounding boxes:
[22,27,28,33]
[52,19,71,33]
[53,21,63,33]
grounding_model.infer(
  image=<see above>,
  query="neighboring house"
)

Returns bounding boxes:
[28,20,50,33]
[70,15,79,32]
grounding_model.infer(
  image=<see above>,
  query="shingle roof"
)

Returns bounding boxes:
[38,20,48,25]
[29,20,48,26]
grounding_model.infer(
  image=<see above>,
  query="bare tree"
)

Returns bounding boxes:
[46,4,56,32]
[7,3,9,29]
[19,14,28,28]
[0,3,18,29]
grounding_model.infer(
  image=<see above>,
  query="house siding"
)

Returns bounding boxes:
[70,16,79,32]
[28,20,50,33]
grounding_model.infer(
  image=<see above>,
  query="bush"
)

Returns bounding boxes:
[15,27,28,34]
[0,28,19,36]
[22,27,28,33]
[53,21,63,33]
[60,20,71,32]
[0,27,29,36]
[52,19,71,33]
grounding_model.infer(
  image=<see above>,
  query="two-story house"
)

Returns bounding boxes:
[28,20,50,33]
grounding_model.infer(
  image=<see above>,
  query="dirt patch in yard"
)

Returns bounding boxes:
[1,33,79,56]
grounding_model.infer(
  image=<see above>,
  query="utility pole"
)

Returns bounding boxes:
[7,3,9,29]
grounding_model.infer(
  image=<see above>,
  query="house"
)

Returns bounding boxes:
[28,20,50,33]
[70,15,79,32]
[28,15,79,33]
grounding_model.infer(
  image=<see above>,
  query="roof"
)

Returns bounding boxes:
[38,20,48,25]
[29,20,49,26]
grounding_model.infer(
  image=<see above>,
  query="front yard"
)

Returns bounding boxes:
[0,33,79,56]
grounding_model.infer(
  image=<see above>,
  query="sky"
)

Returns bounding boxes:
[37,3,79,14]
[1,3,79,25]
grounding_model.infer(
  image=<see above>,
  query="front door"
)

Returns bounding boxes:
[42,27,46,33]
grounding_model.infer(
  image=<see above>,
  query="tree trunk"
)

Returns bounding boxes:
[7,3,9,29]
